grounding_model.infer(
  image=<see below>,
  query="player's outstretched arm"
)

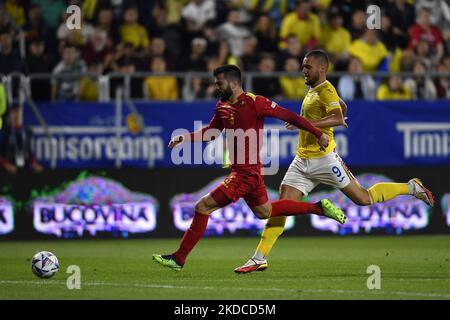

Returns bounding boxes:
[339,97,348,116]
[255,96,328,149]
[168,114,224,149]
[259,101,323,137]
[285,98,347,130]
[168,127,222,149]
[285,92,348,131]
[309,108,345,129]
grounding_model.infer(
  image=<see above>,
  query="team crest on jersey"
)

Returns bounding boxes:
[306,92,318,103]
[229,113,235,126]
[218,104,236,126]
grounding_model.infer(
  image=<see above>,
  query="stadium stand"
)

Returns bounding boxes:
[0,0,448,102]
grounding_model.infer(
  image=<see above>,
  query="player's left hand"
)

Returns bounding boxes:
[317,133,329,150]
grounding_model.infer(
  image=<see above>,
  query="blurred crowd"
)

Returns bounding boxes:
[0,0,450,102]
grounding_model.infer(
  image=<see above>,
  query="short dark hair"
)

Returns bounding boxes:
[63,43,77,51]
[213,64,242,84]
[296,0,310,6]
[29,35,44,45]
[305,49,330,68]
[419,7,431,14]
[0,27,11,36]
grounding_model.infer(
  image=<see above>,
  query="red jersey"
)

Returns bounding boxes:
[409,24,444,49]
[188,91,322,168]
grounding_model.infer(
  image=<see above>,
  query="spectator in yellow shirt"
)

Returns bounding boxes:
[5,0,26,27]
[144,57,179,100]
[279,57,306,100]
[321,13,351,64]
[376,75,412,100]
[79,60,104,101]
[313,0,332,11]
[348,29,389,71]
[120,6,150,52]
[279,0,321,50]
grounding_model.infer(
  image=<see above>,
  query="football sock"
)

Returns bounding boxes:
[173,211,209,265]
[368,183,410,204]
[254,216,287,258]
[254,200,322,258]
[253,251,266,261]
[269,199,323,217]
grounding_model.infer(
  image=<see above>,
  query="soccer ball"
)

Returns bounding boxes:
[31,251,59,278]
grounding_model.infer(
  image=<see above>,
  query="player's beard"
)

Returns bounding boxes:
[305,73,319,87]
[218,86,233,102]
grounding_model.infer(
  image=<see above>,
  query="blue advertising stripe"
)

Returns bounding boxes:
[22,101,450,168]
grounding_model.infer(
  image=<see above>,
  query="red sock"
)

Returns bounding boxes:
[270,199,323,217]
[173,211,209,265]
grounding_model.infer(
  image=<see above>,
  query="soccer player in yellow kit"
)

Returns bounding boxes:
[234,50,434,274]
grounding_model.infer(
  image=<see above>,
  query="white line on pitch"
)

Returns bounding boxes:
[152,277,449,283]
[1,280,450,298]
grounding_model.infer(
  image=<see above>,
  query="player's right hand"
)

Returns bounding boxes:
[284,122,297,131]
[168,135,184,148]
[317,133,329,151]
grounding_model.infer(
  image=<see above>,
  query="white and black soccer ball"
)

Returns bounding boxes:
[31,251,59,278]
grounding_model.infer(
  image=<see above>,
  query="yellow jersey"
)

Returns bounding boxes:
[376,84,412,101]
[297,80,341,159]
[348,39,388,71]
[321,26,351,55]
[144,76,179,100]
[279,12,321,48]
[120,24,150,49]
[279,76,306,100]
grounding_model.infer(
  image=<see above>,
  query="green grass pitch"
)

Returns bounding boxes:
[0,236,449,300]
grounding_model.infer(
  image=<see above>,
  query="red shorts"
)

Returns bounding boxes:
[210,166,269,208]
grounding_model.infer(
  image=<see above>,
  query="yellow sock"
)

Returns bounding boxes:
[368,183,410,204]
[255,216,286,257]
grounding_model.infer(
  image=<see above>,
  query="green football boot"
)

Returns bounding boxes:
[152,254,183,271]
[320,199,346,224]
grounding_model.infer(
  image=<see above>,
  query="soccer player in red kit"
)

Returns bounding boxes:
[153,65,346,271]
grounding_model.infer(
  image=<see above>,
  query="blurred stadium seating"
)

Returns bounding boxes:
[0,0,449,102]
